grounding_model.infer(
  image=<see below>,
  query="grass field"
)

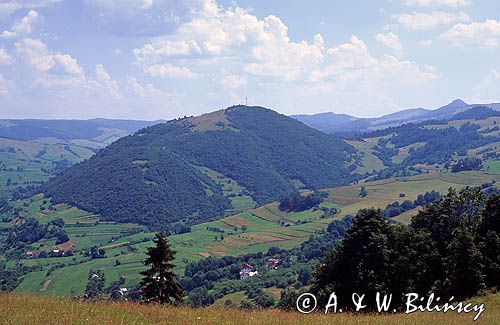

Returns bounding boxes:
[2,169,499,298]
[345,139,385,173]
[0,137,94,197]
[1,293,499,324]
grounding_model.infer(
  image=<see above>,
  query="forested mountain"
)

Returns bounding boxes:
[293,100,500,133]
[41,106,356,230]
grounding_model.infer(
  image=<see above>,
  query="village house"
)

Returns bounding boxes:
[267,258,281,269]
[25,251,40,259]
[239,263,258,279]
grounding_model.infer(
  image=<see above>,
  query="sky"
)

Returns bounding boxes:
[0,0,499,120]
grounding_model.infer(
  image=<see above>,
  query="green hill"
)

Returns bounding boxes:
[41,106,356,230]
[0,138,95,198]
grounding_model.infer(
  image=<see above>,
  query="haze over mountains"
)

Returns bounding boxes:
[292,99,500,134]
[0,118,165,149]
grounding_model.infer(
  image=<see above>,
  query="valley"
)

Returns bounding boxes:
[1,168,498,298]
[0,103,499,310]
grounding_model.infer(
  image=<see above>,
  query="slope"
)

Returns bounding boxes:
[40,106,356,230]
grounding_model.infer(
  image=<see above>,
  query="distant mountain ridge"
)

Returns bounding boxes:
[291,99,500,133]
[0,118,165,149]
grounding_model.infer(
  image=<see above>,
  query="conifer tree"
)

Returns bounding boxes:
[140,232,183,304]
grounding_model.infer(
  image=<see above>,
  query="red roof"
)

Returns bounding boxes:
[242,263,253,269]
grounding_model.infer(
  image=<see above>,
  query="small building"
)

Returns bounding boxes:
[267,258,281,269]
[26,251,40,259]
[239,263,258,279]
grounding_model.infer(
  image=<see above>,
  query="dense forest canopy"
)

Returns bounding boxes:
[313,188,500,310]
[41,106,355,230]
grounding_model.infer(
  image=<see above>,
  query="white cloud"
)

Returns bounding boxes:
[126,76,174,98]
[310,36,437,84]
[394,11,470,30]
[419,39,433,46]
[133,40,201,63]
[15,38,84,75]
[131,0,439,117]
[1,10,40,39]
[93,64,122,98]
[145,63,200,79]
[0,73,10,96]
[0,48,13,65]
[375,32,404,57]
[127,76,159,96]
[404,0,471,7]
[440,19,500,48]
[0,0,61,17]
[473,69,500,102]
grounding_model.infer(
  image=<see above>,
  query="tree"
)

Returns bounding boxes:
[188,286,214,307]
[443,228,485,298]
[477,194,500,287]
[277,288,299,310]
[313,209,393,310]
[140,232,183,304]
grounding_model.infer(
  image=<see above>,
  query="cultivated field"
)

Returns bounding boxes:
[3,170,499,298]
[0,137,94,196]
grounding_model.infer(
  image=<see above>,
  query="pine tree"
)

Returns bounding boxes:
[140,232,183,304]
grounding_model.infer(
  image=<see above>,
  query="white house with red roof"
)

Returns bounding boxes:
[240,263,258,279]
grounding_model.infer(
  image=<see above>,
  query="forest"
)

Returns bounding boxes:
[39,106,356,230]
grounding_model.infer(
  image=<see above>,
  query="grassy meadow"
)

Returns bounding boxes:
[2,169,499,298]
[1,292,499,324]
[0,138,94,197]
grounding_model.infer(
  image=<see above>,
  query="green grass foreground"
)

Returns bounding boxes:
[1,293,499,324]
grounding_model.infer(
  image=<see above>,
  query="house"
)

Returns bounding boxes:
[267,258,281,269]
[239,263,258,279]
[26,251,40,259]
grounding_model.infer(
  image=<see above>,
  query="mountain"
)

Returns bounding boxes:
[375,107,429,123]
[290,112,360,133]
[41,106,356,230]
[0,118,165,149]
[292,99,500,134]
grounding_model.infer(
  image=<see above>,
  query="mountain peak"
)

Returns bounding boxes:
[448,99,468,107]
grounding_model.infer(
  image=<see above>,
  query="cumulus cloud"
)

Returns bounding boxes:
[127,76,162,96]
[15,38,84,75]
[0,0,61,17]
[1,10,40,39]
[473,69,500,102]
[93,64,122,98]
[145,63,200,79]
[133,40,202,64]
[394,11,470,30]
[0,48,13,65]
[130,0,439,117]
[404,0,471,7]
[375,32,404,57]
[440,19,500,48]
[0,73,10,96]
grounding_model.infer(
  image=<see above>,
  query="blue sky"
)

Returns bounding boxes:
[0,0,499,120]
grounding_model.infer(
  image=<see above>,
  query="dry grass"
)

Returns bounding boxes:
[1,293,498,325]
